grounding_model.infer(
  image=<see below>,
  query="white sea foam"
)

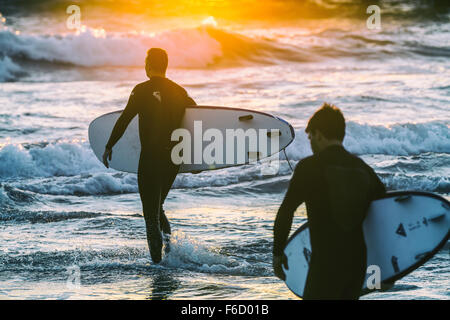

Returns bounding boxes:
[0,142,104,179]
[285,120,450,160]
[0,121,447,179]
[0,26,223,69]
[0,121,448,197]
[0,23,312,82]
[0,56,23,81]
[161,231,259,275]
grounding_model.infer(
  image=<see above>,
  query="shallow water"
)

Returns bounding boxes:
[0,0,449,300]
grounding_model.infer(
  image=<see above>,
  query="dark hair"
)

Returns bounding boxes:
[146,48,168,73]
[305,103,345,141]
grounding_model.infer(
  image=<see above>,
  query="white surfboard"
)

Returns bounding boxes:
[283,191,450,298]
[88,106,295,173]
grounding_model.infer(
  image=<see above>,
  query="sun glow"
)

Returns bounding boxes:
[201,16,218,27]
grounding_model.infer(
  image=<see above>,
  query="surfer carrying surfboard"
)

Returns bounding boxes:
[273,103,386,299]
[102,48,196,263]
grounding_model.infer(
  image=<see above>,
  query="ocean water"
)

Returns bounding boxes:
[0,0,449,300]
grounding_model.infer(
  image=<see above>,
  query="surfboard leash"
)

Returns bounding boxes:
[283,149,294,173]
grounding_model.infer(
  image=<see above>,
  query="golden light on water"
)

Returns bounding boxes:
[71,0,337,29]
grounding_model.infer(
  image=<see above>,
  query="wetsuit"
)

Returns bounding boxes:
[105,76,196,241]
[273,145,386,299]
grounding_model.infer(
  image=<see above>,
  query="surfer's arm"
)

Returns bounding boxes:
[105,89,140,150]
[180,84,196,106]
[373,171,386,198]
[186,95,196,106]
[365,164,386,200]
[184,87,197,107]
[273,161,306,256]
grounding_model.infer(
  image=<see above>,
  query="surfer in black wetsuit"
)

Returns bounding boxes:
[273,103,386,299]
[102,48,196,263]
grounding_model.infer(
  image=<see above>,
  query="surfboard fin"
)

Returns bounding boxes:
[394,195,412,202]
[414,251,431,260]
[428,213,446,222]
[238,114,253,121]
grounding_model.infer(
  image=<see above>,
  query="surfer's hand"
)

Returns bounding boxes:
[103,147,112,168]
[273,254,288,281]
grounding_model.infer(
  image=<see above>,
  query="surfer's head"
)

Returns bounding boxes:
[305,103,345,154]
[145,48,168,78]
